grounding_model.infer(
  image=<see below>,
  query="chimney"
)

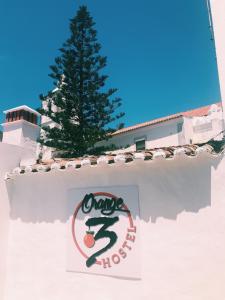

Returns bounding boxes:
[2,105,40,147]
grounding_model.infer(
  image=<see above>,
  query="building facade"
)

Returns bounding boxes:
[99,103,223,153]
[0,102,224,300]
[0,1,225,299]
[2,144,225,300]
[41,101,224,157]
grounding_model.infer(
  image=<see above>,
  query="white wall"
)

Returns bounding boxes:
[101,118,182,151]
[2,121,40,147]
[0,143,24,300]
[210,0,225,112]
[4,152,225,300]
[21,121,40,144]
[100,109,223,153]
[2,123,23,145]
[183,108,224,144]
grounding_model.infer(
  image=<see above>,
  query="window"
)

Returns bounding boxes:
[135,139,146,151]
[177,122,183,133]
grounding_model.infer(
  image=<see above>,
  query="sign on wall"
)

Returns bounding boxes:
[67,185,141,279]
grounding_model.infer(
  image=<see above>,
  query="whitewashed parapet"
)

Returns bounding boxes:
[4,144,218,179]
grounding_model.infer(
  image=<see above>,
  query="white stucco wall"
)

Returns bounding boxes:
[21,121,40,144]
[2,121,40,147]
[4,151,225,300]
[100,109,223,153]
[2,123,23,145]
[210,0,225,113]
[101,118,182,152]
[0,143,25,300]
[183,108,224,144]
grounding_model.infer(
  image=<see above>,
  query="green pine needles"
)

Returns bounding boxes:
[38,6,124,158]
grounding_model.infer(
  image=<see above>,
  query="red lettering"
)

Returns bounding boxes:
[112,254,120,264]
[126,233,135,243]
[122,241,132,251]
[119,248,127,259]
[102,257,111,268]
[128,226,136,233]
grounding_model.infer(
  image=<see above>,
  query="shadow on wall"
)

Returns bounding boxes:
[139,156,212,223]
[7,154,223,224]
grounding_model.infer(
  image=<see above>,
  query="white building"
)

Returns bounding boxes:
[41,100,224,156]
[100,102,224,152]
[0,1,225,300]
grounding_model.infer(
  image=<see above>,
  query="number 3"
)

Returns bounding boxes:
[85,217,119,267]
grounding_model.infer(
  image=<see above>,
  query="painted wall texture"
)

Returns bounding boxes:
[0,143,24,300]
[210,0,225,110]
[2,120,40,148]
[99,118,182,152]
[102,107,223,154]
[3,152,225,300]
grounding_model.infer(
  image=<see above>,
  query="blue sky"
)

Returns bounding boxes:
[0,0,221,126]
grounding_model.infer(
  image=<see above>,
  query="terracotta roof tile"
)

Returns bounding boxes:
[112,102,222,136]
[112,113,182,136]
[183,102,222,117]
[5,144,219,179]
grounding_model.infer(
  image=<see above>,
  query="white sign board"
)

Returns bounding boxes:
[67,185,141,279]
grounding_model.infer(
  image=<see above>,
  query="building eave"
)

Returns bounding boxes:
[5,143,221,180]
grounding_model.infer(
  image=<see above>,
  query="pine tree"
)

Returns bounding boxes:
[39,5,124,157]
